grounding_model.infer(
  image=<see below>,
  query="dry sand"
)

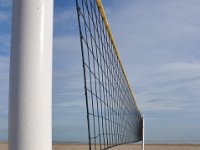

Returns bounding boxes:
[1,142,200,150]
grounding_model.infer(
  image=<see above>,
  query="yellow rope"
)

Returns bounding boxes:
[96,0,141,113]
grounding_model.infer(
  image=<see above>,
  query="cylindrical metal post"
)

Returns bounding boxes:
[142,116,144,150]
[9,0,53,150]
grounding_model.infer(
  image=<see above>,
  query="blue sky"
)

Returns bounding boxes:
[0,0,200,143]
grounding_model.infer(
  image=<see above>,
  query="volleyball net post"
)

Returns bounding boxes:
[9,0,53,150]
[142,116,145,150]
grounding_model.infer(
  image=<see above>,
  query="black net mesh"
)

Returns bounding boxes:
[76,0,143,149]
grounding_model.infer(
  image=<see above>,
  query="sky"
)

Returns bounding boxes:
[0,0,200,144]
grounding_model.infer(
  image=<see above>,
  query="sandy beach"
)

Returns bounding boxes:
[1,143,200,150]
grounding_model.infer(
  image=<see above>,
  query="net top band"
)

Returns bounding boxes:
[96,0,141,115]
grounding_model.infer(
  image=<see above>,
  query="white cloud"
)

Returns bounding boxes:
[126,61,200,112]
[106,0,200,65]
[54,9,76,25]
[0,11,7,22]
[101,0,200,115]
[54,7,78,35]
[54,35,79,52]
[0,10,10,23]
[54,100,85,109]
[0,0,11,7]
[0,55,9,120]
[0,35,10,53]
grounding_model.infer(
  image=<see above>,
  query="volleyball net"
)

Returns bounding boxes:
[76,0,143,149]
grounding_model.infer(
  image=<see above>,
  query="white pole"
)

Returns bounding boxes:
[142,115,144,150]
[9,0,53,150]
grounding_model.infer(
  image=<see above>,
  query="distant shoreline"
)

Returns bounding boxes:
[1,141,200,145]
[1,143,200,150]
